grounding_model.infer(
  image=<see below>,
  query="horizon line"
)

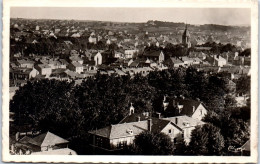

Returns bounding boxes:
[10,17,251,27]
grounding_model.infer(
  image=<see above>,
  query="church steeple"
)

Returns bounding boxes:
[182,24,191,48]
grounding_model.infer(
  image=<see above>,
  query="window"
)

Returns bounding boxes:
[168,129,171,133]
[173,138,177,144]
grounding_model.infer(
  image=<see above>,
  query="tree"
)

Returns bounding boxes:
[202,110,250,152]
[133,131,174,155]
[174,135,188,155]
[239,48,251,57]
[188,124,225,155]
[10,79,84,139]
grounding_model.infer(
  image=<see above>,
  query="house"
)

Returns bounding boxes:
[68,62,83,74]
[163,115,205,143]
[35,64,52,77]
[71,33,81,38]
[69,56,83,65]
[181,56,193,66]
[10,67,39,80]
[88,118,182,150]
[14,131,71,154]
[163,97,208,121]
[59,59,69,69]
[192,57,202,65]
[214,55,227,67]
[238,140,250,156]
[92,52,102,66]
[49,68,69,81]
[124,48,138,59]
[165,57,185,68]
[16,59,35,68]
[30,131,69,152]
[114,51,125,58]
[143,50,165,64]
[9,86,19,100]
[89,36,97,44]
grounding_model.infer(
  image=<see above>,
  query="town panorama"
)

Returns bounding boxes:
[9,18,251,156]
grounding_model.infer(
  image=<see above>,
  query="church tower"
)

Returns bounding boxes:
[182,24,191,48]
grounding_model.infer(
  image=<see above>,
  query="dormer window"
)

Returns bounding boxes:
[183,121,190,127]
[127,129,133,135]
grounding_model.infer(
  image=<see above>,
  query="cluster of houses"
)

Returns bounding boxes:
[88,96,207,151]
[10,131,77,155]
[9,20,251,155]
[9,25,251,108]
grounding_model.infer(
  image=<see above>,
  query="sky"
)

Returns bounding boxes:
[10,7,250,26]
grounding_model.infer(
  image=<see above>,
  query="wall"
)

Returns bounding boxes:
[192,104,207,121]
[161,123,182,143]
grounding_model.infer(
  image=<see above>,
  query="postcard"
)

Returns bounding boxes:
[2,0,258,163]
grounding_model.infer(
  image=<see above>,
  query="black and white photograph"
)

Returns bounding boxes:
[2,0,258,163]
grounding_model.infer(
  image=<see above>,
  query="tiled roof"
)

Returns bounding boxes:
[181,56,193,62]
[151,118,172,132]
[163,115,205,129]
[71,62,83,67]
[89,121,148,139]
[17,59,35,65]
[90,117,183,139]
[69,56,83,61]
[166,98,204,117]
[240,140,250,151]
[38,64,51,69]
[169,57,184,64]
[119,113,150,123]
[32,131,68,147]
[143,50,163,57]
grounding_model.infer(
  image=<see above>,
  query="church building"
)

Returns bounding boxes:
[182,24,191,48]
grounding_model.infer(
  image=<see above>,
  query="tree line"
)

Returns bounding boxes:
[10,67,250,155]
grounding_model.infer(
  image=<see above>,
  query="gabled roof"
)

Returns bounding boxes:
[37,64,51,69]
[32,131,68,147]
[119,113,150,123]
[70,62,83,67]
[166,98,204,117]
[143,50,163,57]
[90,117,183,139]
[181,56,193,62]
[17,59,35,65]
[69,56,83,61]
[176,98,203,116]
[240,140,250,151]
[59,59,69,65]
[163,115,205,129]
[151,118,175,132]
[89,121,148,139]
[169,57,184,64]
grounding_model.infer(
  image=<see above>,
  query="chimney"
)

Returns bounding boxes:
[163,95,167,102]
[15,132,20,141]
[175,117,178,124]
[156,112,161,119]
[137,116,141,122]
[148,119,152,132]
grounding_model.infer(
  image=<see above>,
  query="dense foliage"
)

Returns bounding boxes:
[10,67,250,154]
[188,124,225,155]
[130,131,175,155]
